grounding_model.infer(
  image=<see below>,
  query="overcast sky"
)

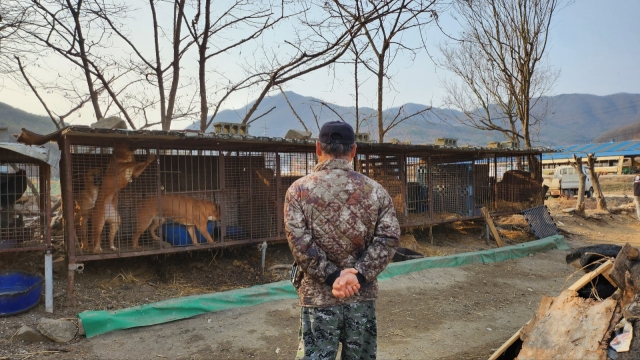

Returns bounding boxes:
[1,0,639,128]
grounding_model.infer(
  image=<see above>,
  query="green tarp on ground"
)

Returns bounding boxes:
[79,235,569,338]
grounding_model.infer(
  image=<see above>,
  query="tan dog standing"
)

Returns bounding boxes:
[131,194,219,248]
[75,168,102,251]
[91,143,155,253]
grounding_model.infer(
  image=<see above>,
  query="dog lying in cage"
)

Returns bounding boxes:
[75,168,102,251]
[131,194,219,249]
[90,143,156,253]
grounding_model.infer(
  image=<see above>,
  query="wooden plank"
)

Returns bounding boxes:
[482,207,504,247]
[567,259,613,292]
[488,326,524,360]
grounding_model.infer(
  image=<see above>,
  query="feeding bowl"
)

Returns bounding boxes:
[161,222,248,246]
[0,271,43,316]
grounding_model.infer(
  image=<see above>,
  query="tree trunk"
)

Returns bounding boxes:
[164,0,187,131]
[198,0,212,133]
[149,0,167,130]
[572,155,586,216]
[377,53,384,143]
[354,55,359,133]
[587,153,608,212]
[67,0,103,121]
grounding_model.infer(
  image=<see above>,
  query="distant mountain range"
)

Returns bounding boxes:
[2,92,640,147]
[0,102,57,142]
[186,92,640,147]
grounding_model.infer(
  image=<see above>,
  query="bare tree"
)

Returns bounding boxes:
[0,3,33,75]
[572,154,586,216]
[14,0,142,127]
[280,87,309,132]
[185,0,290,132]
[93,0,195,130]
[331,0,438,143]
[15,56,93,129]
[239,0,437,129]
[440,0,562,148]
[586,153,608,212]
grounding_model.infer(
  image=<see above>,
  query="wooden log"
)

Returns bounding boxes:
[482,207,504,247]
[610,243,639,290]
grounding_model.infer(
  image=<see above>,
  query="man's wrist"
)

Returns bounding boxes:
[325,270,341,286]
[355,273,366,284]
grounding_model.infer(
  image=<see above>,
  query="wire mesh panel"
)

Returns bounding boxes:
[70,144,159,255]
[356,153,405,224]
[429,154,475,222]
[222,150,279,242]
[0,161,47,252]
[405,156,430,225]
[474,157,493,211]
[521,205,558,239]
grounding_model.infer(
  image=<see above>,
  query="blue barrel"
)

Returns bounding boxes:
[161,222,248,246]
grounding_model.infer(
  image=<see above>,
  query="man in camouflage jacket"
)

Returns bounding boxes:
[285,121,400,360]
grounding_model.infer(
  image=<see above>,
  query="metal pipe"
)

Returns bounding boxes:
[260,241,267,275]
[45,249,53,313]
[60,136,77,297]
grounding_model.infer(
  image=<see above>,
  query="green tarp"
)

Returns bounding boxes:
[79,235,569,338]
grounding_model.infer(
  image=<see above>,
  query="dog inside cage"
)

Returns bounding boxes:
[0,162,44,250]
[69,144,320,254]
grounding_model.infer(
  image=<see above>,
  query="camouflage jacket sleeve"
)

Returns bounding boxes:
[354,186,400,282]
[284,185,339,283]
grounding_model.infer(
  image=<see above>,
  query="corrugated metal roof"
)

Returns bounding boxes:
[0,143,60,168]
[542,140,640,160]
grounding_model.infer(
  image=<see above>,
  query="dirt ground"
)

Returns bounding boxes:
[2,191,640,359]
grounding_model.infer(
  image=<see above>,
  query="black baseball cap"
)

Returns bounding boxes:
[319,121,355,144]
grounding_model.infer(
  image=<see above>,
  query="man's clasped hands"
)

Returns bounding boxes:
[332,268,361,299]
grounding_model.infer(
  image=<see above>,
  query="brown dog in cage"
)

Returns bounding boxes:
[74,168,102,251]
[131,194,219,249]
[90,143,156,253]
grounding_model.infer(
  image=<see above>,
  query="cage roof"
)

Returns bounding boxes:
[17,126,551,156]
[0,142,60,168]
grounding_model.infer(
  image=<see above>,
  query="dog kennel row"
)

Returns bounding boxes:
[47,128,543,295]
[61,141,543,260]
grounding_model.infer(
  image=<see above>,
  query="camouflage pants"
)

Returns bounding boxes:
[296,301,377,360]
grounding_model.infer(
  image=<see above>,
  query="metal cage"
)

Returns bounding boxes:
[51,127,544,295]
[0,145,52,253]
[0,143,55,313]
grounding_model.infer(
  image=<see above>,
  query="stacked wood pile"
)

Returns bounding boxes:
[491,243,640,360]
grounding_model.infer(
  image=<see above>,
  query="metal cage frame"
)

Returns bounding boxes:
[0,145,52,253]
[0,143,54,312]
[50,127,545,295]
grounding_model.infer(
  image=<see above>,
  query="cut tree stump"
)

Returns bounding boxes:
[482,207,504,247]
